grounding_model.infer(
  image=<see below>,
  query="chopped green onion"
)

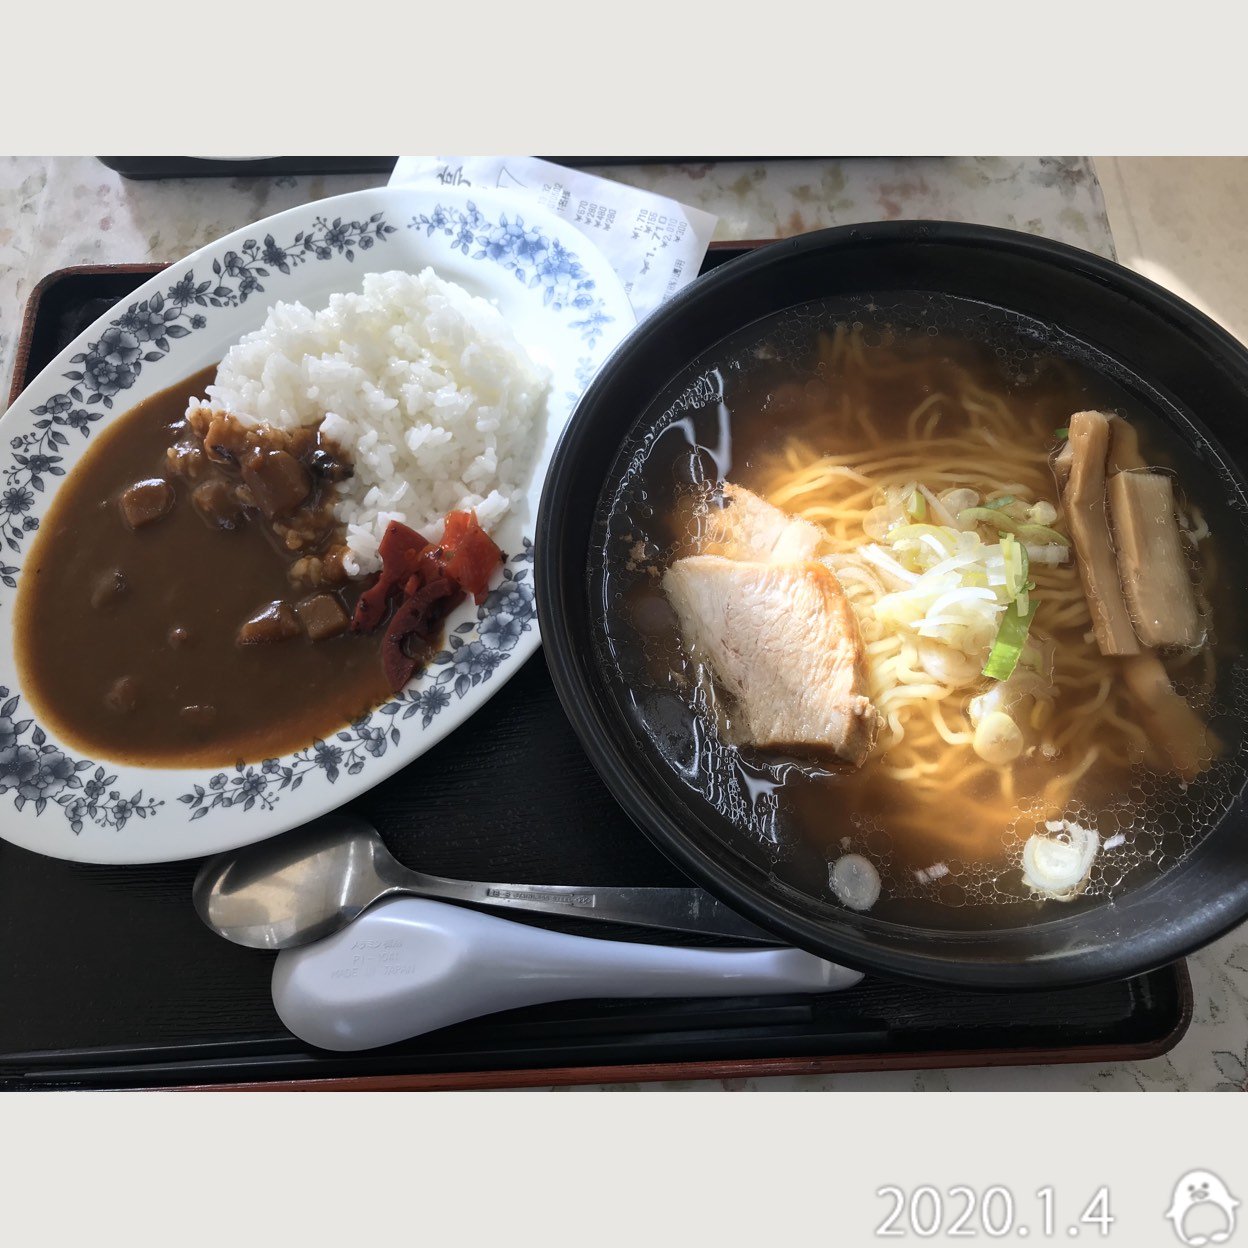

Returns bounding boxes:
[1016,522,1070,547]
[959,505,1024,532]
[886,523,955,548]
[1055,427,1069,440]
[960,507,1071,548]
[907,489,926,519]
[983,495,1016,511]
[960,506,1001,529]
[1002,532,1020,597]
[1001,535,1029,605]
[982,598,1039,681]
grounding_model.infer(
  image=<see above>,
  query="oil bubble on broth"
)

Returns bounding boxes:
[590,293,1248,932]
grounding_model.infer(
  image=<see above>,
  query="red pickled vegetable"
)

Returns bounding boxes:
[351,578,392,634]
[353,510,503,691]
[380,517,433,569]
[353,512,502,633]
[351,522,430,633]
[440,510,503,604]
[381,577,462,692]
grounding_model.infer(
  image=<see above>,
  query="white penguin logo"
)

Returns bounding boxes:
[1165,1170,1240,1245]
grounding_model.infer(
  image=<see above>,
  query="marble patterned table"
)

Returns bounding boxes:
[1,156,1244,1092]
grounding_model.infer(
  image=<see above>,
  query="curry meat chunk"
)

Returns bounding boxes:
[191,479,247,530]
[237,600,301,645]
[168,407,353,586]
[294,592,350,641]
[119,478,174,529]
[240,449,311,520]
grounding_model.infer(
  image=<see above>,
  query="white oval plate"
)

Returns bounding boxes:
[0,186,635,863]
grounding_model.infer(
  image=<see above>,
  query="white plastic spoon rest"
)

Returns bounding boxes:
[271,897,863,1051]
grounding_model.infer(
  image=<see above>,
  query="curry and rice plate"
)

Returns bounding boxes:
[15,269,550,767]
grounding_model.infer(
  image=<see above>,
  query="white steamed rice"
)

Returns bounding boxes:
[190,268,550,576]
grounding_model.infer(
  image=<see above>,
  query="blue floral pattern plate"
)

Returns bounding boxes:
[0,186,635,864]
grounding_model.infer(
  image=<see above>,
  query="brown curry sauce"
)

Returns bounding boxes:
[14,369,392,767]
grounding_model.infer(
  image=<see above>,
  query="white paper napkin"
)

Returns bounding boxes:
[389,157,718,320]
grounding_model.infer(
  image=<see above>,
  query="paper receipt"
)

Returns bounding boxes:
[389,156,718,320]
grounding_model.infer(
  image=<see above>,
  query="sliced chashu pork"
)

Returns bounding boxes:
[699,482,824,563]
[662,554,879,767]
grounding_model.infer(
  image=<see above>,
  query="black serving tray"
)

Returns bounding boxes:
[94,158,825,181]
[0,251,1190,1091]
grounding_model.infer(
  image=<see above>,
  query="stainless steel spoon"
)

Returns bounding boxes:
[193,813,780,949]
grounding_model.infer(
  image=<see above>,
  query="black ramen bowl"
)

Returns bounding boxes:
[536,221,1248,989]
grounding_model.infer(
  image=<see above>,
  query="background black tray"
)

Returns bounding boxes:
[0,252,1190,1090]
[94,158,824,181]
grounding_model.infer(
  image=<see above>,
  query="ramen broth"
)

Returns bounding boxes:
[594,298,1247,926]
